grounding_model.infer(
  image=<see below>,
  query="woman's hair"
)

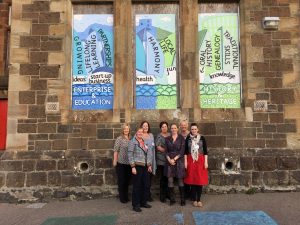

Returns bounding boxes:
[159,121,169,129]
[121,123,131,138]
[170,123,178,129]
[140,121,151,133]
[190,123,198,128]
[179,119,188,126]
[136,126,144,133]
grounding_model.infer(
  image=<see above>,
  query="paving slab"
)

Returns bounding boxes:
[0,192,299,225]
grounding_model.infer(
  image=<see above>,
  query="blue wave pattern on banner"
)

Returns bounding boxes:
[136,84,157,109]
[136,84,177,96]
[136,84,177,109]
[136,85,158,96]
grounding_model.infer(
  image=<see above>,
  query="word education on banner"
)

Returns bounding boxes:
[72,14,114,110]
[135,14,177,109]
[199,13,241,108]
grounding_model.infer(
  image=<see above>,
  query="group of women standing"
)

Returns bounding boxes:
[113,121,208,212]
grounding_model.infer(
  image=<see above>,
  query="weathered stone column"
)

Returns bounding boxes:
[6,0,32,150]
[179,0,198,114]
[114,0,133,122]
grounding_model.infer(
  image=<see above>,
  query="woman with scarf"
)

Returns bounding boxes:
[184,123,208,207]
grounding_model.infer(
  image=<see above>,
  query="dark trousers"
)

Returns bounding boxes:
[116,163,131,203]
[132,166,149,207]
[147,172,153,200]
[184,183,191,200]
[157,165,168,200]
[191,185,203,202]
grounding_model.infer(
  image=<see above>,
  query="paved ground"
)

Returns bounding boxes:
[0,192,299,225]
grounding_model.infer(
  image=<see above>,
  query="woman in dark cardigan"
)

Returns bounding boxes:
[165,123,186,206]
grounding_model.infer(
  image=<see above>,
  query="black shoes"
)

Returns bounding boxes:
[133,203,151,212]
[170,199,176,205]
[141,203,152,208]
[133,207,142,212]
[169,187,176,206]
[179,187,186,206]
[180,199,186,206]
[160,197,166,203]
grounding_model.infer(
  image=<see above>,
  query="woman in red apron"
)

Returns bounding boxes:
[184,123,208,207]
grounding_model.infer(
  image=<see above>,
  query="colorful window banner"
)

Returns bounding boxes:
[135,14,177,109]
[198,13,241,108]
[72,14,114,110]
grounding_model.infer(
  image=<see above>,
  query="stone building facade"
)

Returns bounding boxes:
[0,0,299,202]
[0,0,10,97]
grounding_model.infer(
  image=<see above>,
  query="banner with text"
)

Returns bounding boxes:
[135,14,177,109]
[72,14,114,110]
[199,13,240,108]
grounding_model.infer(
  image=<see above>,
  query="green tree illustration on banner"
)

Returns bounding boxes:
[199,13,241,108]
